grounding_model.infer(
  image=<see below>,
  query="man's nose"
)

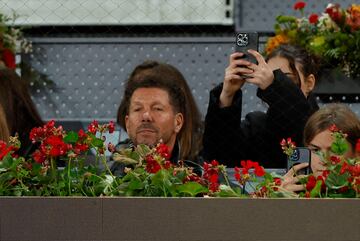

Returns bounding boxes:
[141,110,153,122]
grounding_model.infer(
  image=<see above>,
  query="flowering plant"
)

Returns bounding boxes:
[0,11,31,69]
[1,121,359,198]
[265,2,360,78]
[0,121,233,197]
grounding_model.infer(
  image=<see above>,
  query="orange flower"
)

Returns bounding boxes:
[346,4,360,32]
[265,34,289,55]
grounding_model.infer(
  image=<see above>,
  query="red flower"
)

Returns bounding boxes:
[306,175,317,191]
[234,171,241,181]
[74,143,89,154]
[356,139,360,153]
[156,143,170,159]
[0,141,14,160]
[209,173,219,192]
[163,160,172,170]
[349,164,360,177]
[145,155,161,173]
[330,156,341,165]
[2,48,16,69]
[44,135,68,157]
[107,143,116,153]
[78,129,87,140]
[88,120,99,134]
[254,166,265,177]
[340,162,349,175]
[107,121,115,134]
[322,170,330,179]
[309,13,319,24]
[325,4,343,24]
[329,124,339,133]
[294,1,306,10]
[32,150,46,164]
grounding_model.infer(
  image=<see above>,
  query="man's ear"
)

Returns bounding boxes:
[174,113,184,134]
[305,74,316,94]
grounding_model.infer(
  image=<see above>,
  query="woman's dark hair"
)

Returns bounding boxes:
[266,44,319,88]
[117,60,203,161]
[304,103,360,150]
[0,68,43,154]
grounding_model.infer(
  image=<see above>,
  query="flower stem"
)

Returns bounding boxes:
[68,157,72,195]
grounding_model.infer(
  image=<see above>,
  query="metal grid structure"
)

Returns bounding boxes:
[27,37,269,122]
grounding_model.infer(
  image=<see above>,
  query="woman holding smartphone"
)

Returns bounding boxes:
[203,44,319,168]
[280,103,360,192]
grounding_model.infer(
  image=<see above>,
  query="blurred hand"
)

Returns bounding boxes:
[280,163,309,192]
[242,49,274,90]
[219,52,252,107]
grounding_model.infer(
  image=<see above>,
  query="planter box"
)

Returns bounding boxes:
[0,197,359,241]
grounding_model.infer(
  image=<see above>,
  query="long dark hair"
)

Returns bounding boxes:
[0,68,43,153]
[266,44,319,89]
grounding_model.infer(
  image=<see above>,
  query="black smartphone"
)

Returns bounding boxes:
[287,147,311,175]
[235,32,259,64]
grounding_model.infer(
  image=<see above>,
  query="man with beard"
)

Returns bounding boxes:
[110,76,186,176]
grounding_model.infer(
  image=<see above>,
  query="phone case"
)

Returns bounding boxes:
[287,147,311,175]
[235,32,259,64]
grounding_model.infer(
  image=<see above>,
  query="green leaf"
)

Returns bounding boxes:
[330,139,348,155]
[310,180,323,198]
[177,182,208,197]
[128,177,144,190]
[325,172,349,189]
[112,153,139,165]
[63,131,79,144]
[217,185,241,197]
[91,138,104,148]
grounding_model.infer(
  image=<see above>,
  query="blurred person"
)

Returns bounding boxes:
[116,60,203,162]
[0,103,9,143]
[280,103,360,192]
[203,44,319,168]
[0,68,43,156]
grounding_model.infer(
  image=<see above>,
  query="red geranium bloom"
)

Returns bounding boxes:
[325,4,343,24]
[294,1,306,10]
[209,173,219,192]
[32,150,46,164]
[309,13,319,24]
[44,135,68,157]
[0,141,14,160]
[254,166,265,177]
[329,124,339,132]
[145,155,161,173]
[156,143,170,159]
[306,175,316,191]
[107,121,115,134]
[78,129,87,139]
[356,139,360,153]
[2,48,16,69]
[88,120,99,134]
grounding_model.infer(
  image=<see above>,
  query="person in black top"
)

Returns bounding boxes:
[203,45,319,168]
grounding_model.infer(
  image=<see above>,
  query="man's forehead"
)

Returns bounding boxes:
[130,87,170,104]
